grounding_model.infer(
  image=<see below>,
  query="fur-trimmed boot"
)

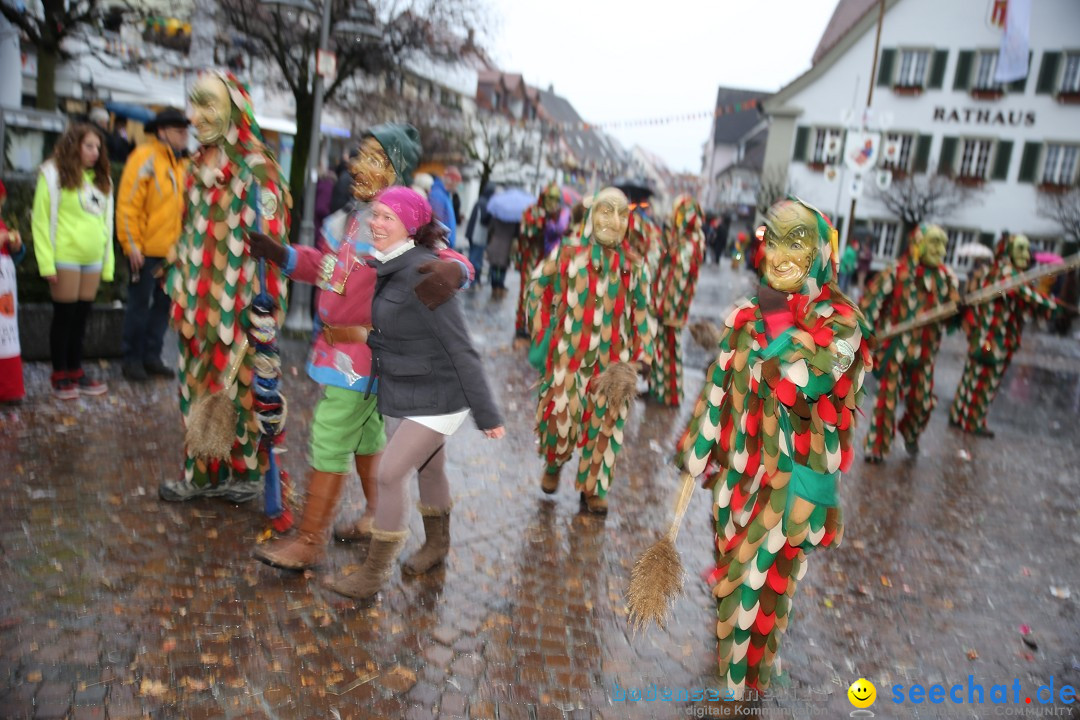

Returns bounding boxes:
[333,453,380,542]
[323,528,408,600]
[402,506,451,576]
[253,471,345,570]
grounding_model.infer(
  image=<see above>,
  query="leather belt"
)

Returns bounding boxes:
[322,323,372,346]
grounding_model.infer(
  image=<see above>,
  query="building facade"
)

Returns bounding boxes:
[700,86,772,215]
[761,0,1080,274]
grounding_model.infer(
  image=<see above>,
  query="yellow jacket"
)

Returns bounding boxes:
[116,138,186,258]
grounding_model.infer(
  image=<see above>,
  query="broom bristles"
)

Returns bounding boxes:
[185,391,238,460]
[689,320,722,351]
[627,535,684,633]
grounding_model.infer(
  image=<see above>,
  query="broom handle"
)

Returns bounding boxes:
[222,335,249,389]
[665,471,697,542]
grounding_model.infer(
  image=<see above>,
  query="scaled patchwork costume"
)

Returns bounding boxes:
[948,235,1060,434]
[648,195,706,406]
[860,225,961,459]
[514,182,564,337]
[674,199,871,696]
[527,190,654,500]
[167,73,291,513]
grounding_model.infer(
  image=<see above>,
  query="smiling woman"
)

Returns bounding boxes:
[322,186,505,602]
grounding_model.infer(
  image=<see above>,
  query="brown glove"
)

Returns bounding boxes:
[246,231,288,267]
[415,259,466,310]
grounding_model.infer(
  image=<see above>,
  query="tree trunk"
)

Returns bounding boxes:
[288,94,314,243]
[479,161,493,194]
[35,46,58,111]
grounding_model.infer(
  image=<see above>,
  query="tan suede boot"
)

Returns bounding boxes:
[323,528,408,600]
[253,471,345,570]
[401,506,451,576]
[334,452,380,542]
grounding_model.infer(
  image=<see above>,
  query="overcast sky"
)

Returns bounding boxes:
[483,0,840,174]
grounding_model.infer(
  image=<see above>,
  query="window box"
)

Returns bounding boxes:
[806,161,827,172]
[954,175,986,188]
[892,84,924,96]
[1036,182,1074,194]
[1056,91,1080,105]
[970,88,1004,100]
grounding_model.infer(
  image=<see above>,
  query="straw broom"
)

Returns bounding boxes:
[185,335,249,461]
[627,470,697,632]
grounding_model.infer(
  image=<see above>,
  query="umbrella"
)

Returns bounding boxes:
[1034,251,1064,264]
[561,186,582,207]
[486,188,535,223]
[105,101,155,124]
[611,177,655,204]
[956,242,993,259]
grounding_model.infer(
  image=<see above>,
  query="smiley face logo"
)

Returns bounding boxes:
[848,678,877,709]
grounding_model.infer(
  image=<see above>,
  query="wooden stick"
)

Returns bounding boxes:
[879,253,1080,339]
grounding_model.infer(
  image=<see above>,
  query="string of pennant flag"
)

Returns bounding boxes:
[558,98,762,132]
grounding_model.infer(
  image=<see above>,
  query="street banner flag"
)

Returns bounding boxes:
[843,131,881,174]
[995,0,1032,83]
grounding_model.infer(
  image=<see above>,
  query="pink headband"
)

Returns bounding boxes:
[374,186,432,235]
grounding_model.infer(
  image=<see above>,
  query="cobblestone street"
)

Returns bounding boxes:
[1,263,1078,719]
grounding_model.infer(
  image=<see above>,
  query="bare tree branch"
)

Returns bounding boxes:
[216,0,485,237]
[1037,188,1080,248]
[870,173,985,238]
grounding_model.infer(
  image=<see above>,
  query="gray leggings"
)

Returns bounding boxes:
[373,418,452,533]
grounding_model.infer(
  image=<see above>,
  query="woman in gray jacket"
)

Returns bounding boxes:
[325,186,505,601]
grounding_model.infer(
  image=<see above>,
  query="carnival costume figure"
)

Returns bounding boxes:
[673,198,871,695]
[948,234,1061,436]
[861,224,961,461]
[648,194,706,406]
[515,182,568,339]
[527,187,655,514]
[627,201,662,282]
[248,124,472,570]
[159,71,292,520]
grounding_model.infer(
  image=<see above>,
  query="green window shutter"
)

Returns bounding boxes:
[991,140,1013,181]
[1035,52,1062,94]
[877,48,896,87]
[793,126,810,162]
[913,134,933,173]
[938,136,958,175]
[953,50,974,91]
[1017,142,1042,183]
[928,50,949,89]
[1007,52,1033,93]
[979,232,995,248]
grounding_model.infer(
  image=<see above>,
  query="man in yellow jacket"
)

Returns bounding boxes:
[116,107,189,381]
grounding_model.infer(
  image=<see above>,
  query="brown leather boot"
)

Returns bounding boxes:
[253,471,345,570]
[583,492,609,515]
[402,506,451,576]
[323,528,408,600]
[334,452,380,542]
[541,466,561,494]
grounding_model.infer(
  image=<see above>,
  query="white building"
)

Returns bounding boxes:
[761,0,1080,274]
[700,86,771,214]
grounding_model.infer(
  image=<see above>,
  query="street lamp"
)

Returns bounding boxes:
[259,0,378,333]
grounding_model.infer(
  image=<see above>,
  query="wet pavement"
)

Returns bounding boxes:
[1,261,1078,720]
